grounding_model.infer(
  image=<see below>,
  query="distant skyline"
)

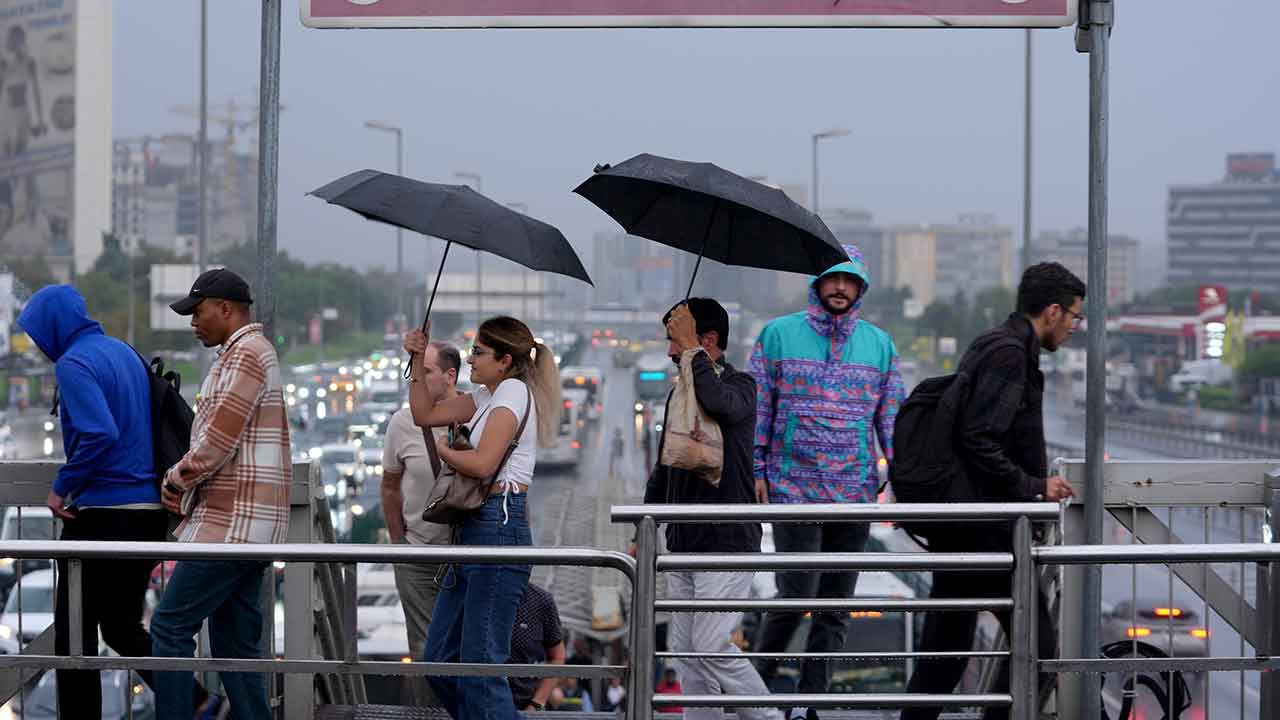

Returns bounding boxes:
[113,2,1279,289]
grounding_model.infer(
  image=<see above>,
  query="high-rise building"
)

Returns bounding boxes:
[1167,152,1280,293]
[888,226,938,306]
[1031,228,1141,303]
[111,134,258,258]
[882,215,1013,307]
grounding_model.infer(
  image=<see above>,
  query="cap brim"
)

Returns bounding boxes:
[169,295,203,316]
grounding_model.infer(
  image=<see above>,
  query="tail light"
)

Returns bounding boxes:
[1127,627,1152,638]
[849,611,884,619]
[1153,607,1182,618]
[1190,628,1210,639]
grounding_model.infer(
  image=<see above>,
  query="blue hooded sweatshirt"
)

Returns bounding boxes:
[17,285,158,507]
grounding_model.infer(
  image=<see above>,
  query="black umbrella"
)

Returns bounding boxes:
[310,169,592,321]
[573,153,848,298]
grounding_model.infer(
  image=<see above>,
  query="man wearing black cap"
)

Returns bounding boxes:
[150,268,292,720]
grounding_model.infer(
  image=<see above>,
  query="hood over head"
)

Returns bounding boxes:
[17,285,104,362]
[806,244,871,342]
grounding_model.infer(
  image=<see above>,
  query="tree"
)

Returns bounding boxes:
[7,256,55,292]
[1240,345,1280,383]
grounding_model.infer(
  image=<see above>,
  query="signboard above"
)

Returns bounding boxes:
[301,0,1078,29]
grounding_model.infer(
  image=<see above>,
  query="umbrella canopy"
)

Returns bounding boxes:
[573,153,848,296]
[311,169,592,290]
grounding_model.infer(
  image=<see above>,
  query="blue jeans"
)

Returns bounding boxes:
[151,559,271,720]
[425,492,532,719]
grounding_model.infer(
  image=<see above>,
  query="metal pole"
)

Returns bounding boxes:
[454,172,484,322]
[1009,516,1035,720]
[254,0,281,343]
[396,130,404,389]
[197,0,209,376]
[1081,4,1113,720]
[1261,470,1280,717]
[1022,29,1033,272]
[628,516,657,720]
[811,134,819,213]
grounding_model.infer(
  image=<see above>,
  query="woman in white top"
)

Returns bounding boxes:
[404,315,559,720]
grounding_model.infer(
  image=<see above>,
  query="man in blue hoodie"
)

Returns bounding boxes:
[17,284,169,718]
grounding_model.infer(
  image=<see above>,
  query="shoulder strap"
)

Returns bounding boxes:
[489,386,533,481]
[422,426,443,477]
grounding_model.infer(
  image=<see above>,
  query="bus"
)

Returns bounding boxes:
[634,354,675,402]
[537,387,588,470]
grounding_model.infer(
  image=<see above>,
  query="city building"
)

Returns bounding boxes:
[888,226,938,306]
[1031,228,1141,304]
[886,215,1014,307]
[1167,152,1280,293]
[111,133,258,259]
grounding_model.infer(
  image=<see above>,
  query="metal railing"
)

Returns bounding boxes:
[2,458,1278,719]
[0,541,634,717]
[612,502,1062,720]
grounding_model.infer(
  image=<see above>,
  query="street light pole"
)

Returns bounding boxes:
[196,0,209,378]
[455,172,484,322]
[364,121,405,387]
[1022,29,1034,272]
[507,202,530,319]
[810,128,850,214]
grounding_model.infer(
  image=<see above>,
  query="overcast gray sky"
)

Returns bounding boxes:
[113,2,1279,281]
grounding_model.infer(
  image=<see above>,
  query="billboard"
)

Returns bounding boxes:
[0,0,110,278]
[302,0,1078,29]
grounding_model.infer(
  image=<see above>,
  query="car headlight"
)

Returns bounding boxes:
[308,447,324,460]
[0,625,13,640]
[0,558,12,569]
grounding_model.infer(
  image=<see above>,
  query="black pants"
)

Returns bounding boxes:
[901,563,1056,720]
[54,507,168,718]
[754,521,870,693]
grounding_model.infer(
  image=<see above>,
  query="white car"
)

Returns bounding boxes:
[0,569,56,655]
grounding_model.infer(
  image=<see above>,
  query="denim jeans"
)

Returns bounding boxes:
[150,559,271,720]
[754,521,870,693]
[424,492,532,719]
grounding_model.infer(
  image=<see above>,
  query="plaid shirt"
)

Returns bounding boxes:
[165,323,291,543]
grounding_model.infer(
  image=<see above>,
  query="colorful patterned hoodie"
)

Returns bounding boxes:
[749,245,905,504]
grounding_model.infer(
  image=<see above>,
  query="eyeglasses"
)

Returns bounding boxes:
[1062,307,1084,328]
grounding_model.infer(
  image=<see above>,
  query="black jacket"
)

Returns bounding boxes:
[955,313,1049,504]
[644,352,762,554]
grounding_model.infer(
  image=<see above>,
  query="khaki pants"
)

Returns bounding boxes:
[394,560,444,706]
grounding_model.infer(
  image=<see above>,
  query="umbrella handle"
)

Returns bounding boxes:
[405,241,454,380]
[685,200,716,300]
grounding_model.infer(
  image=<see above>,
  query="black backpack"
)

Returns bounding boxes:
[133,351,195,489]
[890,337,1024,543]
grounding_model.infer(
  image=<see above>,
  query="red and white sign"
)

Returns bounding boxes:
[302,0,1077,29]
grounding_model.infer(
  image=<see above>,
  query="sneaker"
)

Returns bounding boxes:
[805,709,820,720]
[195,694,224,720]
[786,708,810,720]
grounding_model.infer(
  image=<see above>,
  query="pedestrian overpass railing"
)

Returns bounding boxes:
[0,459,1278,719]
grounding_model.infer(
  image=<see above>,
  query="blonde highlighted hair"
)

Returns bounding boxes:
[476,316,561,447]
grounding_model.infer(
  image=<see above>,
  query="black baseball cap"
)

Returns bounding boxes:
[169,268,254,315]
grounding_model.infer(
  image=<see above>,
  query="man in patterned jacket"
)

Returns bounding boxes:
[151,268,291,720]
[749,245,904,719]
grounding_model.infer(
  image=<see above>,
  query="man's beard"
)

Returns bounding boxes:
[820,297,854,316]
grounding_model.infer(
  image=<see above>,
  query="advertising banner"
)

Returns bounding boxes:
[0,0,76,263]
[302,0,1078,29]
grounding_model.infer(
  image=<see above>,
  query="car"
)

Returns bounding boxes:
[0,661,155,719]
[0,507,57,605]
[1100,599,1210,658]
[0,568,55,655]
